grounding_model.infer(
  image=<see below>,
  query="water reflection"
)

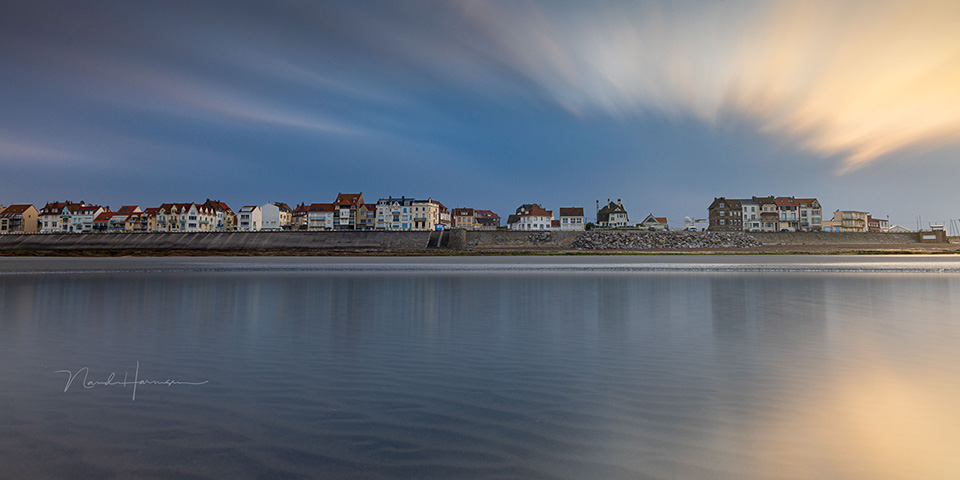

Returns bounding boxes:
[1,263,959,479]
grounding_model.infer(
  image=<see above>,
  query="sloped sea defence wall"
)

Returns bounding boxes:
[0,230,926,254]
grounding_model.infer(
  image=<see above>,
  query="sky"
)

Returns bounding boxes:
[2,0,960,229]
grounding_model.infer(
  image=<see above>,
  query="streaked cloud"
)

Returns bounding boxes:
[0,138,77,166]
[439,0,960,171]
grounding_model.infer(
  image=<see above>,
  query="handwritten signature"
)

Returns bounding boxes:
[56,361,208,401]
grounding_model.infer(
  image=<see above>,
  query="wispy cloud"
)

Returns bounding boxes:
[0,137,78,166]
[438,0,960,171]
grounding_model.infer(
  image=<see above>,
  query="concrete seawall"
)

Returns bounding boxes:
[0,231,432,252]
[0,229,928,253]
[749,231,919,245]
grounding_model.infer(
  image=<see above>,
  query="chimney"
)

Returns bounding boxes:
[618,199,622,207]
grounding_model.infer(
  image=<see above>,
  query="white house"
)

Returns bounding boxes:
[261,202,293,231]
[596,200,628,228]
[508,204,553,231]
[306,203,336,231]
[38,201,84,233]
[741,199,760,232]
[796,198,823,231]
[237,206,262,231]
[154,203,216,232]
[558,207,585,231]
[68,204,107,233]
[375,197,416,231]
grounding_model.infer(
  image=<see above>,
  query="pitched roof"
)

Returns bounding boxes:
[559,207,583,217]
[204,199,234,213]
[65,203,88,213]
[0,204,35,215]
[551,220,560,227]
[73,205,104,215]
[117,205,140,215]
[506,214,520,225]
[94,212,115,222]
[774,196,798,207]
[274,202,292,212]
[306,203,336,212]
[334,193,363,206]
[40,201,72,215]
[291,203,308,215]
[452,208,474,217]
[517,204,552,217]
[597,202,626,215]
[641,214,667,224]
[475,210,499,219]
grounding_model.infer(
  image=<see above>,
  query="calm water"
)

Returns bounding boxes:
[2,256,960,479]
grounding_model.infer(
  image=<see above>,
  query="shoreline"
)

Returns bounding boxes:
[1,230,955,256]
[2,244,959,257]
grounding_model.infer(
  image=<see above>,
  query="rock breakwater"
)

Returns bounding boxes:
[573,231,763,250]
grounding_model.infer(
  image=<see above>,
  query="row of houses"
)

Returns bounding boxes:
[0,195,677,234]
[707,196,903,232]
[0,194,507,234]
[502,200,668,231]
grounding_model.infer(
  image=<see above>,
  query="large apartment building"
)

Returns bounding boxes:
[707,197,742,231]
[333,193,364,230]
[710,195,821,232]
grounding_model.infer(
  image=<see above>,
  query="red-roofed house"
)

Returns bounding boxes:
[291,203,309,230]
[155,203,216,232]
[0,204,38,234]
[92,211,115,233]
[639,214,669,231]
[333,193,364,230]
[559,207,585,231]
[774,197,800,232]
[38,201,85,233]
[436,201,451,230]
[203,199,236,231]
[116,205,141,215]
[127,209,157,233]
[452,208,475,229]
[474,210,500,230]
[306,203,337,231]
[796,198,822,231]
[68,204,107,233]
[508,204,553,231]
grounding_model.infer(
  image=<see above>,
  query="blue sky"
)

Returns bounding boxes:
[3,0,960,229]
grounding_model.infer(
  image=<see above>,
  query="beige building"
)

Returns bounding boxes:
[822,210,869,232]
[411,198,442,230]
[452,208,476,229]
[155,203,217,232]
[0,204,38,234]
